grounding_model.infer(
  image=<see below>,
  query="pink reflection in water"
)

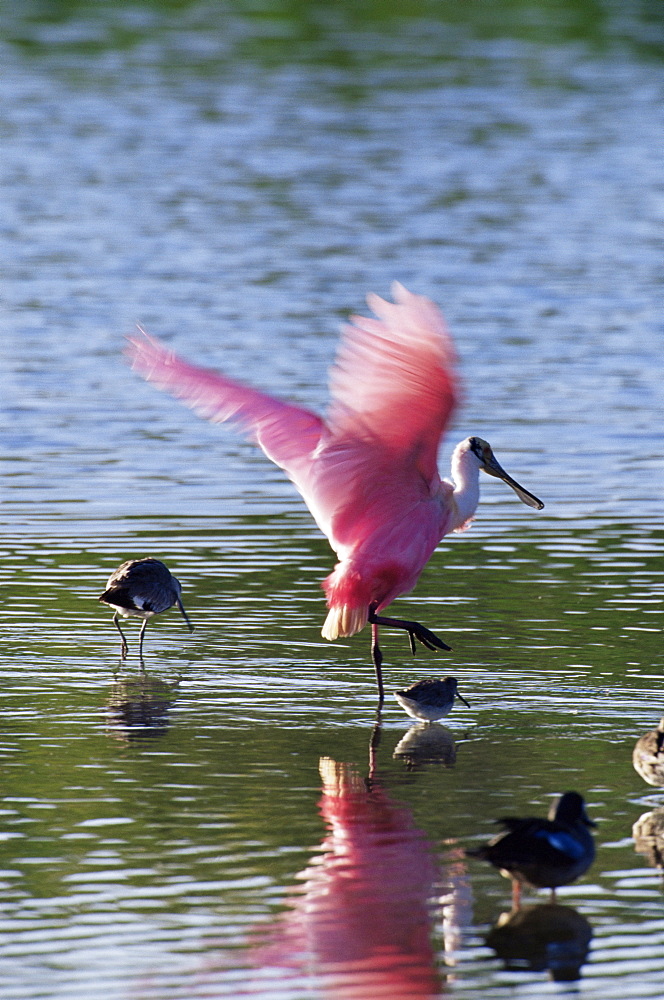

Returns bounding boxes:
[249,755,471,998]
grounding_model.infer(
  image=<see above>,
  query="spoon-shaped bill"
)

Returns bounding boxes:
[482,451,544,510]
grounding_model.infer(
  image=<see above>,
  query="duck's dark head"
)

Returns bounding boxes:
[551,791,596,828]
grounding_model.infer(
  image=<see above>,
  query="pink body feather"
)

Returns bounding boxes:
[126,283,461,641]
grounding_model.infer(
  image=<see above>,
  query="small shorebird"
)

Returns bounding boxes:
[632,718,664,787]
[99,558,193,660]
[466,792,596,907]
[394,676,470,722]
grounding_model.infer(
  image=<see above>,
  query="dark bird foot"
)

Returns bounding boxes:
[368,610,452,653]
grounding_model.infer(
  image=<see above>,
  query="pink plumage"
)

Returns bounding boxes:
[126,283,543,698]
[246,757,450,996]
[128,284,457,621]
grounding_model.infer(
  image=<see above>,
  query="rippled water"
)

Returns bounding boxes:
[1,2,664,997]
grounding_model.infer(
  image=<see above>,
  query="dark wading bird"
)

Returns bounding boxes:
[466,791,596,908]
[99,558,193,660]
[394,676,470,723]
[126,284,543,702]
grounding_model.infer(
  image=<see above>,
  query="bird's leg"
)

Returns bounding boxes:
[113,612,129,660]
[368,608,452,653]
[511,879,522,911]
[138,619,149,665]
[367,709,382,783]
[370,621,385,705]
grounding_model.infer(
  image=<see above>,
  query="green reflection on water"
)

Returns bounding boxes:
[0,513,661,914]
[3,0,663,66]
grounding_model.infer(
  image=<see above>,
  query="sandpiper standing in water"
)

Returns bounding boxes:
[394,676,470,723]
[99,558,193,660]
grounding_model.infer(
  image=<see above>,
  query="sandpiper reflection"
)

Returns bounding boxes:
[393,722,458,768]
[105,669,180,741]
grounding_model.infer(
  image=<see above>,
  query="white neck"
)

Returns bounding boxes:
[449,441,481,530]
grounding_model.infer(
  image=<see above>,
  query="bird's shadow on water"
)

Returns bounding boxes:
[484,903,593,982]
[633,806,664,881]
[391,722,476,770]
[104,663,182,741]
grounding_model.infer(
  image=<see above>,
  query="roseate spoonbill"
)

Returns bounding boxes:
[394,675,470,722]
[99,558,193,659]
[467,792,596,906]
[126,283,543,701]
[632,718,664,786]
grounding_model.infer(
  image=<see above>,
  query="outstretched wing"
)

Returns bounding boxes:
[126,331,324,480]
[326,282,459,486]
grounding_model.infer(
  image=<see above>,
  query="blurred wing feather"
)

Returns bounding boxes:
[326,282,459,484]
[126,331,323,477]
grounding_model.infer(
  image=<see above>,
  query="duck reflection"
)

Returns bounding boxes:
[485,903,592,981]
[393,722,458,768]
[105,669,180,741]
[633,807,664,872]
[250,728,472,997]
[632,718,664,786]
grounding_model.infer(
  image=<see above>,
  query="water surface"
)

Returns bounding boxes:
[1,2,664,997]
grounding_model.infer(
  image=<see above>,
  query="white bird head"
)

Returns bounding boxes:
[468,436,544,510]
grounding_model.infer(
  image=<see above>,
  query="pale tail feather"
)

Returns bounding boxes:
[321,604,369,640]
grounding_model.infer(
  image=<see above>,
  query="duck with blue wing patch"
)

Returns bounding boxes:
[466,792,596,908]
